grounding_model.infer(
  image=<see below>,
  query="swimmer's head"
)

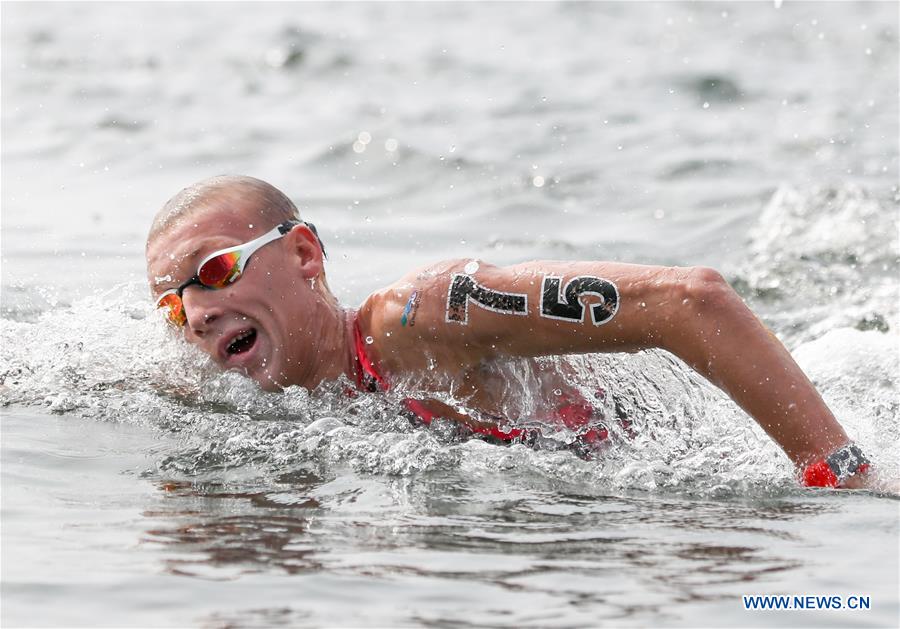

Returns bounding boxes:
[146,175,337,391]
[148,175,299,247]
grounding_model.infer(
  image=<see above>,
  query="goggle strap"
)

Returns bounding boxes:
[305,221,327,259]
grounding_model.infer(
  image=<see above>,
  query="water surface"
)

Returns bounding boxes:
[2,2,898,627]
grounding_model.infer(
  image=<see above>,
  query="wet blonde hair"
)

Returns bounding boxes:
[147,175,301,248]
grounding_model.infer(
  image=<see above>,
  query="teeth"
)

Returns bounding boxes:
[227,329,255,354]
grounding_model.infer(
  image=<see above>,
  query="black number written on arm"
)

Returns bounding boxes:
[445,274,528,325]
[540,275,619,325]
[444,273,618,327]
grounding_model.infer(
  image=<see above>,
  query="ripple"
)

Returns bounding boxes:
[684,74,745,103]
[660,158,741,180]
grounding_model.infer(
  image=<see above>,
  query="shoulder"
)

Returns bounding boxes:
[359,258,483,326]
[365,259,496,306]
[396,258,498,285]
[357,258,503,373]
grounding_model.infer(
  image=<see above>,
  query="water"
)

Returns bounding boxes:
[2,2,899,627]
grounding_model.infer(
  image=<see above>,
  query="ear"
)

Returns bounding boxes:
[283,224,324,280]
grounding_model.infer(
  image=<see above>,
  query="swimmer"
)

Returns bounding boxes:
[146,175,873,489]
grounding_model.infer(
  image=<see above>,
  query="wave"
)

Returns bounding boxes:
[2,183,897,494]
[731,183,899,344]
[2,290,896,496]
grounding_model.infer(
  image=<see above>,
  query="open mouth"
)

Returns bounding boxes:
[226,328,257,355]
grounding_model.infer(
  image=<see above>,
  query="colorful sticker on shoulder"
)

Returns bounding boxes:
[446,274,528,324]
[401,290,421,327]
[540,275,619,325]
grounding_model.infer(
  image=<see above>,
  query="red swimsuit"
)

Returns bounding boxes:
[352,320,619,455]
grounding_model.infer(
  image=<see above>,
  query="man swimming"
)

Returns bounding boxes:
[146,175,872,489]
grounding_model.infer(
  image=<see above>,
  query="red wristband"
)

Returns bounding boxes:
[802,460,839,488]
[801,443,870,488]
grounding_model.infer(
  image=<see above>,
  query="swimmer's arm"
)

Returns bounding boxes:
[406,260,860,479]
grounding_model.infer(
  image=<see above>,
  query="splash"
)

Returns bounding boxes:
[0,284,811,495]
[4,183,899,498]
[733,184,899,345]
[727,184,900,485]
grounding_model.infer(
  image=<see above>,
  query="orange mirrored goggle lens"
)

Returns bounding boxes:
[198,251,242,288]
[155,252,242,327]
[157,292,186,326]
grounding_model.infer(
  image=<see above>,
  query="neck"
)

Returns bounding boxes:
[298,300,358,389]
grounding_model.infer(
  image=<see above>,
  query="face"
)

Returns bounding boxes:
[146,205,326,391]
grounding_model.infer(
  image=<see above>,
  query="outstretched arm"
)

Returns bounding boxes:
[378,260,867,485]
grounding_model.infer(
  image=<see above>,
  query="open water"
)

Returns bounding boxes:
[2,2,899,627]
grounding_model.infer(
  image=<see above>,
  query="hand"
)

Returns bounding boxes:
[839,471,900,496]
[838,473,872,490]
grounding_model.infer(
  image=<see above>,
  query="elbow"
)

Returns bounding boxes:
[680,266,735,313]
[657,266,738,361]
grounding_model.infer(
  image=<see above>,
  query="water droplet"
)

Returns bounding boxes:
[553,389,562,396]
[449,145,456,153]
[385,331,392,337]
[365,336,374,344]
[358,131,372,144]
[464,260,480,274]
[532,175,545,187]
[352,141,366,153]
[702,101,710,109]
[385,138,398,152]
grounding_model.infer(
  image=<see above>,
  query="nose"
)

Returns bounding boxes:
[181,287,224,337]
